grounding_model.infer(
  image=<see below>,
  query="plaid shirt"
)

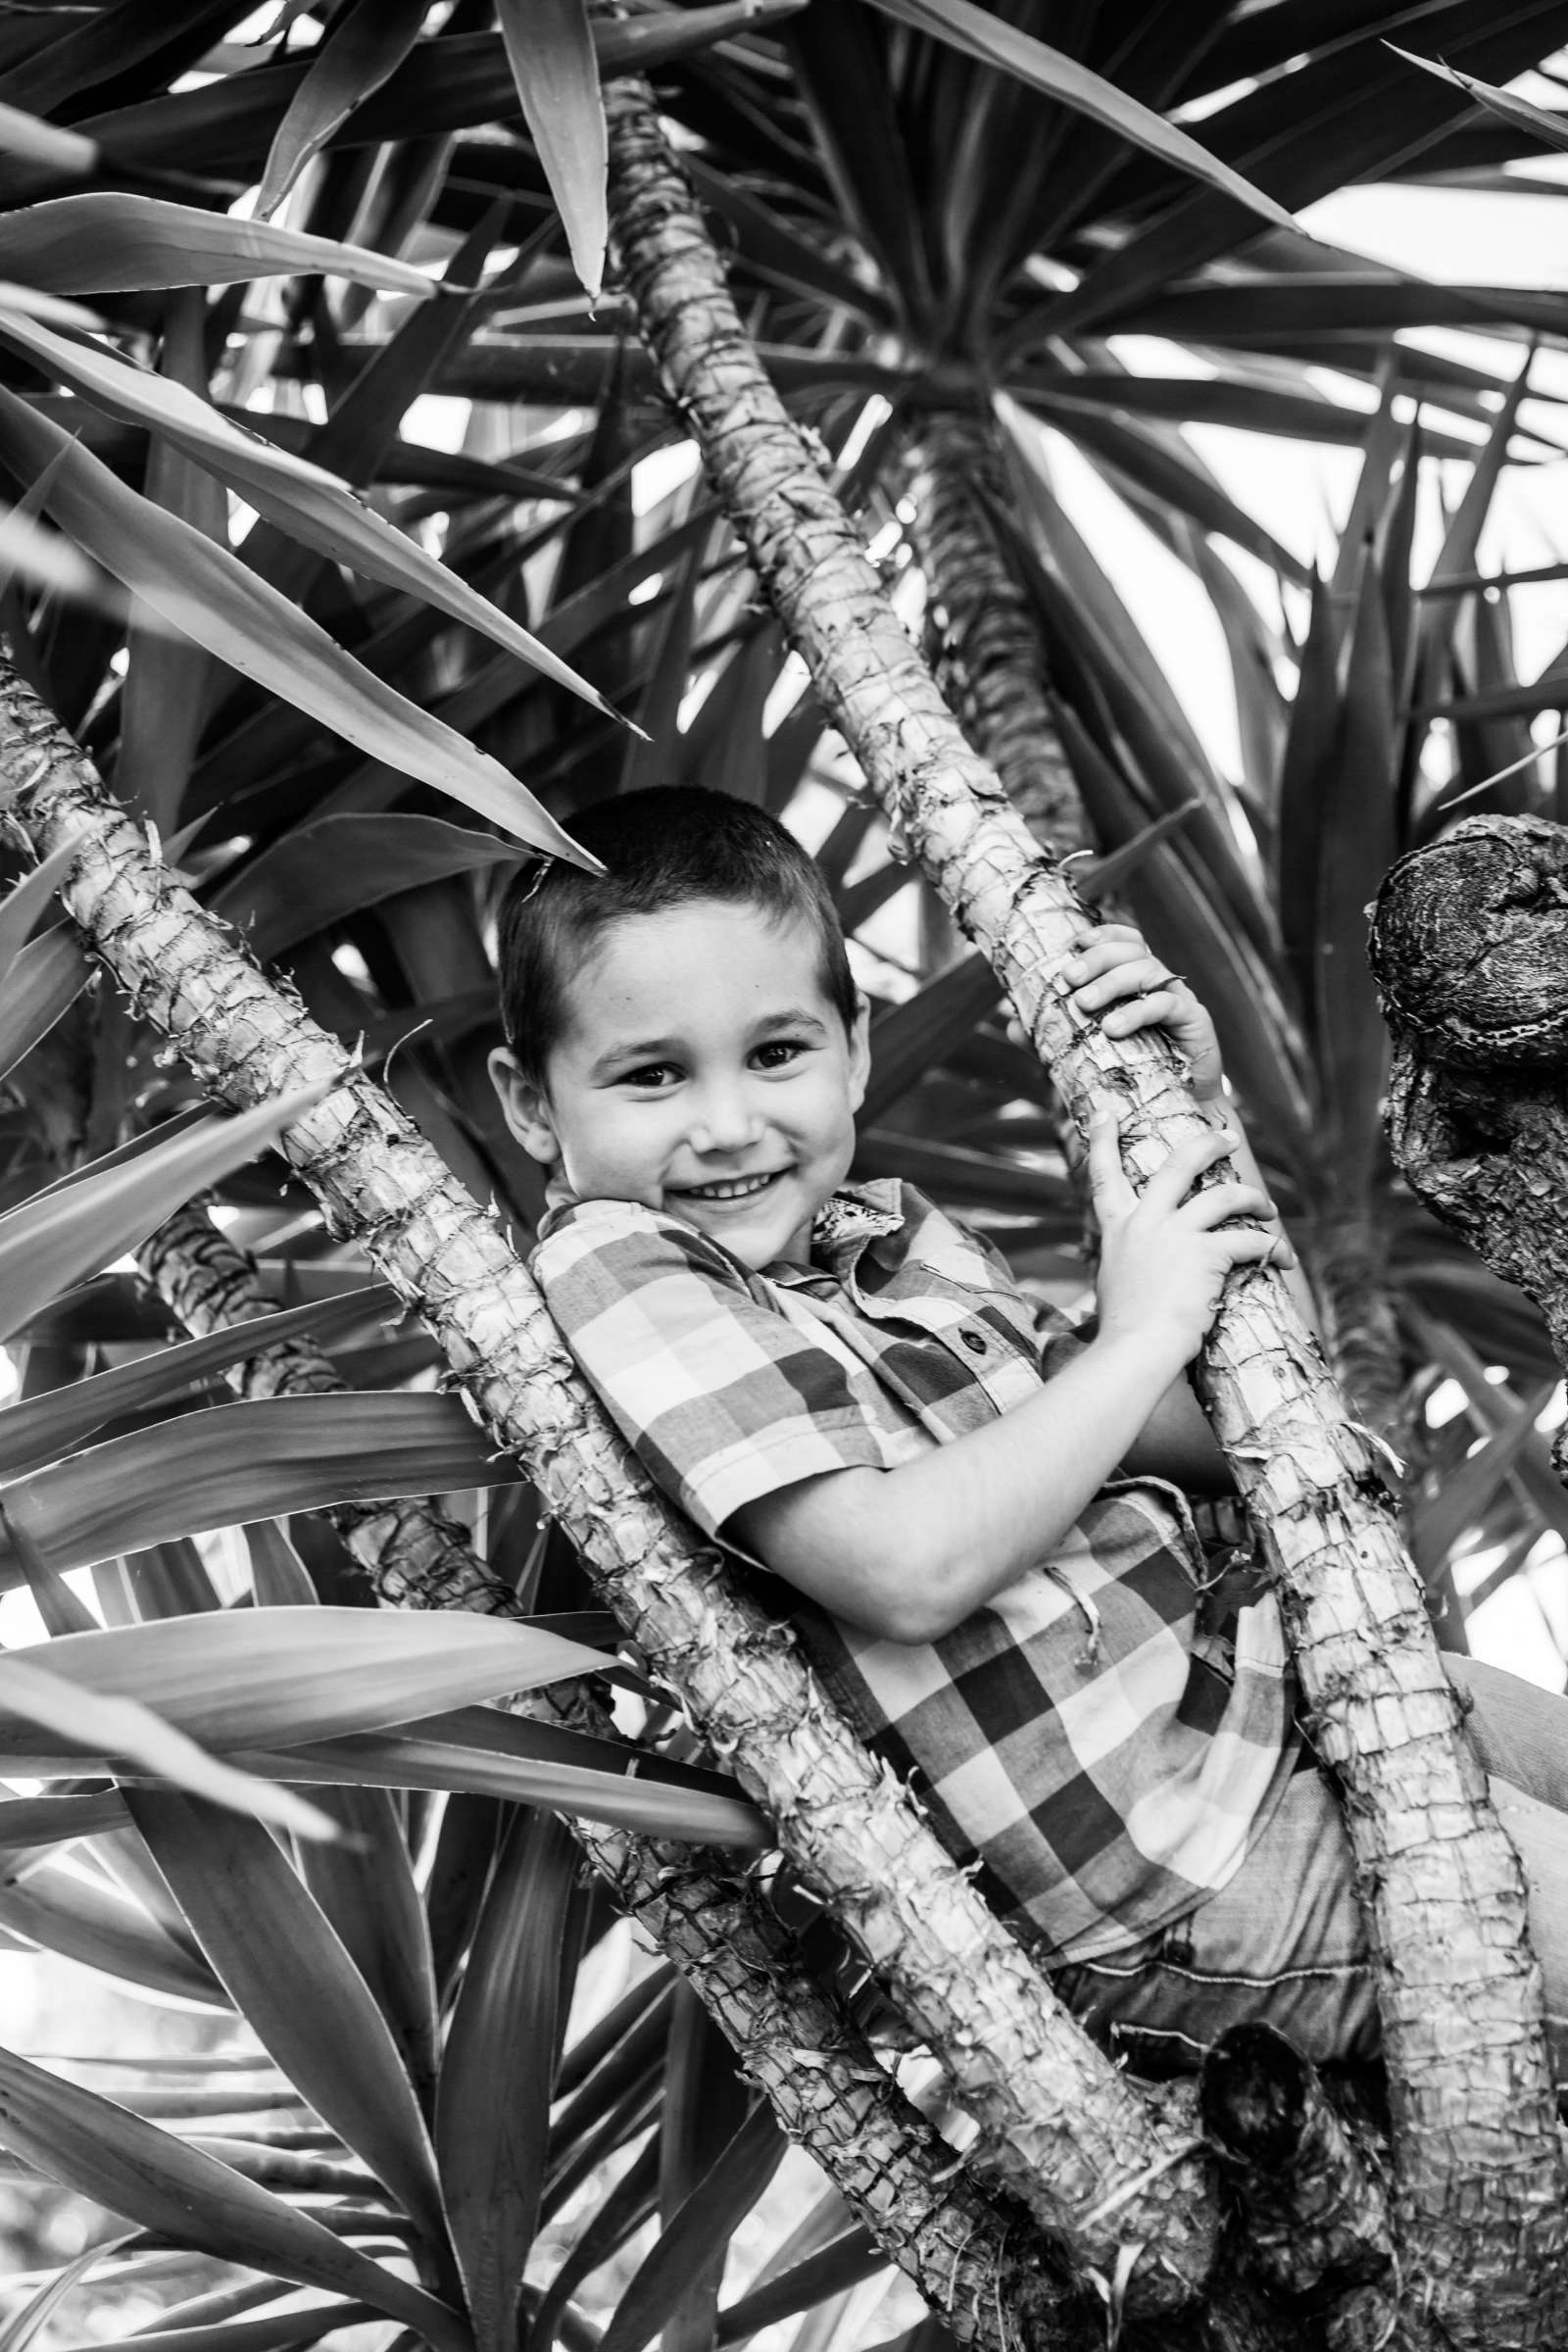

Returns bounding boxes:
[534,1181,1298,1964]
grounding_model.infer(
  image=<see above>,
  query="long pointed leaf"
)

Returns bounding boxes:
[0,1657,337,1840]
[0,921,90,1084]
[0,310,630,735]
[0,196,440,299]
[438,1808,577,2352]
[233,1723,768,1850]
[0,1392,524,1588]
[499,0,607,302]
[0,1609,609,1760]
[0,1088,326,1346]
[0,2047,470,2352]
[0,834,75,984]
[861,0,1296,233]
[125,1790,448,2255]
[257,0,428,220]
[599,2103,785,2352]
[0,395,600,858]
[0,1286,396,1480]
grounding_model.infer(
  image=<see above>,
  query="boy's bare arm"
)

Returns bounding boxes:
[729,1118,1279,1642]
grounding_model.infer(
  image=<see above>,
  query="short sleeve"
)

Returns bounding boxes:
[532,1199,893,1537]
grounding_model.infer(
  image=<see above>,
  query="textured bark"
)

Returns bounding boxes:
[137,1200,520,1615]
[902,408,1089,858]
[0,677,1219,2314]
[1373,814,1568,1483]
[602,78,1568,2346]
[135,1193,1081,2352]
[1200,2027,1394,2319]
[1299,1204,1409,1451]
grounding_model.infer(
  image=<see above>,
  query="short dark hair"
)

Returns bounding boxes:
[496,785,858,1087]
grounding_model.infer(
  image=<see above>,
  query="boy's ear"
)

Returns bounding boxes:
[488,1047,560,1165]
[846,991,872,1112]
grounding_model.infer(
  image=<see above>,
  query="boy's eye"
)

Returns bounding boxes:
[753,1038,808,1070]
[616,1061,681,1090]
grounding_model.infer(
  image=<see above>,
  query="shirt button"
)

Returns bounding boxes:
[960,1329,988,1355]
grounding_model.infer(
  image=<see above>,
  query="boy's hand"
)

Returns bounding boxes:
[1089,1107,1285,1369]
[1062,924,1224,1102]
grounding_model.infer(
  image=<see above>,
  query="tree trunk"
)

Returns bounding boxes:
[602,75,1568,2346]
[1372,812,1568,1466]
[1298,1200,1410,1455]
[901,406,1089,858]
[0,674,1221,2318]
[138,1200,522,1615]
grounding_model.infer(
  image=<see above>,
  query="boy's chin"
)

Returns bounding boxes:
[675,1189,817,1268]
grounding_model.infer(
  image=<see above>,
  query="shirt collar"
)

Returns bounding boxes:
[536,1175,907,1270]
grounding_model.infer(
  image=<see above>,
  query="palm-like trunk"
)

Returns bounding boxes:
[0,674,1219,2318]
[902,408,1089,858]
[135,1208,1077,2349]
[1374,815,1568,1470]
[602,75,1568,2347]
[139,1201,522,1614]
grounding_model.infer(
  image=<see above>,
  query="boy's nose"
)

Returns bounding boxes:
[689,1084,762,1154]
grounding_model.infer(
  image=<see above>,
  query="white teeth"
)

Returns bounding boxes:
[683,1172,778,1201]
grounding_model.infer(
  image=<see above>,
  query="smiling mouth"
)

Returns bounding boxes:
[675,1170,787,1203]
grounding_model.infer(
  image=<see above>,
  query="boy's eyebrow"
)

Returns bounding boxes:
[753,1007,830,1038]
[586,1033,683,1078]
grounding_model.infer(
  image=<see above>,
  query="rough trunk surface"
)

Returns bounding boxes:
[1200,2027,1394,2319]
[902,408,1089,858]
[134,1216,1080,2352]
[0,674,1219,2315]
[602,76,1568,2345]
[1373,812,1568,1481]
[139,1200,521,1615]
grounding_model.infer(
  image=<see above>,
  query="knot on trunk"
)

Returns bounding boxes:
[1200,2025,1392,2311]
[1368,813,1568,1071]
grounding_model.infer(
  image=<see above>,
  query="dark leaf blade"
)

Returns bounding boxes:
[861,956,1004,1126]
[0,1089,325,1347]
[209,814,518,963]
[0,1392,525,1590]
[124,1790,449,2256]
[498,0,607,301]
[438,1807,577,2352]
[0,1860,227,2007]
[599,2102,786,2352]
[0,195,439,298]
[256,0,429,219]
[0,922,89,1086]
[237,1721,769,1850]
[0,2047,469,2351]
[659,1986,750,2352]
[716,2228,882,2344]
[1390,45,1568,155]
[860,0,1294,231]
[0,393,598,858]
[0,311,630,748]
[0,1286,397,1480]
[293,1783,442,2122]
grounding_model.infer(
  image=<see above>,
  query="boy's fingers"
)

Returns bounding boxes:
[1084,1107,1132,1202]
[1140,1124,1232,1206]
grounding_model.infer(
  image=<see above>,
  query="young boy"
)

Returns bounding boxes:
[490,785,1568,2081]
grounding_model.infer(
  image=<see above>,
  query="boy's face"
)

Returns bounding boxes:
[490,898,870,1269]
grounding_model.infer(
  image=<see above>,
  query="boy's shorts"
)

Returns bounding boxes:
[1050,1654,1568,2082]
